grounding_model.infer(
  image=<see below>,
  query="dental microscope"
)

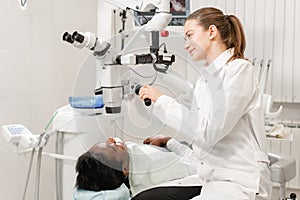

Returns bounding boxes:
[62,0,175,114]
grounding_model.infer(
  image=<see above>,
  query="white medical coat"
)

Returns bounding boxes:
[152,49,272,199]
[126,142,201,197]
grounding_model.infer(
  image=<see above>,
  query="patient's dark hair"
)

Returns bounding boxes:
[75,151,126,191]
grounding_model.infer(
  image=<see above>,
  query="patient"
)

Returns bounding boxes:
[73,136,202,200]
[73,142,130,200]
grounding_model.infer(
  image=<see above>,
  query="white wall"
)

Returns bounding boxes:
[0,0,96,199]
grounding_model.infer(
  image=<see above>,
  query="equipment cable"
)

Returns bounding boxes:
[20,0,27,6]
[22,148,35,200]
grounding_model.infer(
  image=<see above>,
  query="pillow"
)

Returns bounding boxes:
[73,183,130,200]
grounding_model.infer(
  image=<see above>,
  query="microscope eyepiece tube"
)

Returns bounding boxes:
[135,54,156,64]
[62,32,74,44]
[118,53,156,65]
[72,31,85,43]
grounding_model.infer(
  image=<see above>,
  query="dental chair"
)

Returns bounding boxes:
[268,153,297,200]
[178,142,297,199]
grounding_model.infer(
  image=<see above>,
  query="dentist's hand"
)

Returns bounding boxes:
[143,135,172,147]
[139,85,163,103]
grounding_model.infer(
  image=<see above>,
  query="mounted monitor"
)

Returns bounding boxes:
[135,0,190,26]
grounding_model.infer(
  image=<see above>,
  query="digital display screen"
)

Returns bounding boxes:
[135,0,190,26]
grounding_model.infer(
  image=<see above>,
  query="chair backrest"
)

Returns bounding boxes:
[268,153,296,183]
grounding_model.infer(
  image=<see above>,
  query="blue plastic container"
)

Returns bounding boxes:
[68,96,104,109]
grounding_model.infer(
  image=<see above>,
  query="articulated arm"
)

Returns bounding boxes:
[62,0,172,58]
[102,0,170,13]
[100,0,172,31]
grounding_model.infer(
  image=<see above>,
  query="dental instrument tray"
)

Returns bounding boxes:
[68,96,104,109]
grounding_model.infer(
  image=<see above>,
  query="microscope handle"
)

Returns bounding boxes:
[135,84,152,106]
[143,98,152,106]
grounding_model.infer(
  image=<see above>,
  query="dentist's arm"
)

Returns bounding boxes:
[139,85,197,142]
[144,135,197,162]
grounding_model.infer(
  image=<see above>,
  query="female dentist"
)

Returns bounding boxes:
[139,7,272,200]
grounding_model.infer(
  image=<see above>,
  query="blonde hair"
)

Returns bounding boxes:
[186,7,246,62]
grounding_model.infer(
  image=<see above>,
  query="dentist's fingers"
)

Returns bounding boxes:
[143,137,152,144]
[139,85,163,103]
[143,135,172,147]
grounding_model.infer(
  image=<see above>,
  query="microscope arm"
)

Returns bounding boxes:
[62,0,172,54]
[105,0,172,31]
[101,0,170,13]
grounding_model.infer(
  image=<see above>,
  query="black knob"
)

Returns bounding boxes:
[94,87,103,95]
[134,84,151,106]
[290,193,297,199]
[143,98,152,106]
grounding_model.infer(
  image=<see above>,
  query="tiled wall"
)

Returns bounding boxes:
[0,0,96,199]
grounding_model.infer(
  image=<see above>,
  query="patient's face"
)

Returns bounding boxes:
[89,137,130,175]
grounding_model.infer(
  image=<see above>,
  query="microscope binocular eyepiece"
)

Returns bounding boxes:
[134,84,151,106]
[62,32,74,44]
[71,31,85,43]
[62,31,85,44]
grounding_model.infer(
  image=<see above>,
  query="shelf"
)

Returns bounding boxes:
[266,133,293,141]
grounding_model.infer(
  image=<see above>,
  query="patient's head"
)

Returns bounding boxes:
[75,137,130,191]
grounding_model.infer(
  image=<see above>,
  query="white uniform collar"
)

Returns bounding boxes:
[205,48,233,75]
